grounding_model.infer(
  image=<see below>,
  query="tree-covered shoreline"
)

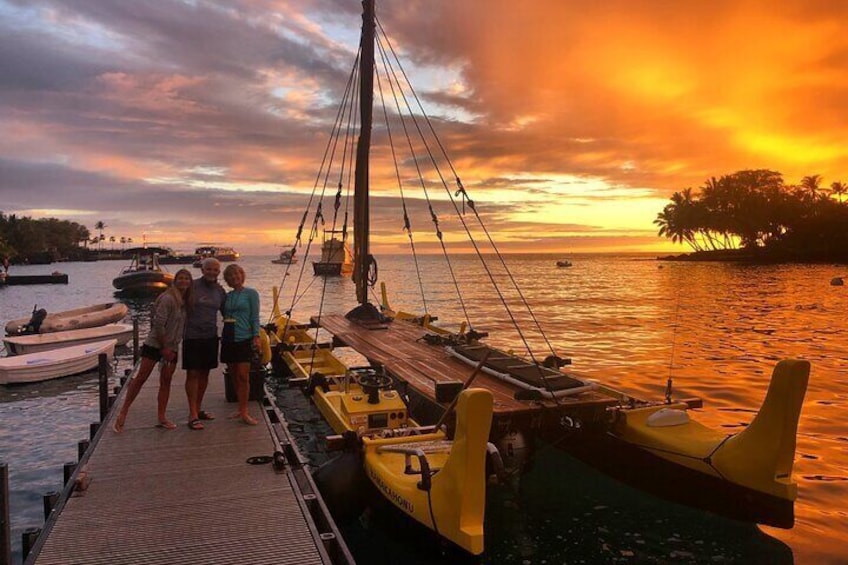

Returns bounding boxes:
[655,170,848,263]
[0,212,91,263]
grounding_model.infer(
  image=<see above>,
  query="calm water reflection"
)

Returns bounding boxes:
[1,254,846,563]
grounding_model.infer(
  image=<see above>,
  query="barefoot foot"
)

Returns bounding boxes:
[113,412,126,433]
[240,414,258,426]
[157,420,177,430]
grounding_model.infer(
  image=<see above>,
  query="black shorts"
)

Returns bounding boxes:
[182,337,220,370]
[140,344,174,362]
[221,339,253,364]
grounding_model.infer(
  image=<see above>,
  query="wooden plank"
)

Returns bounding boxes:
[315,314,615,417]
[32,366,330,565]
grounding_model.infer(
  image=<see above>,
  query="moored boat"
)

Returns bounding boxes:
[272,247,298,264]
[312,231,352,276]
[192,245,240,267]
[112,247,174,294]
[268,0,811,534]
[157,248,196,264]
[556,260,572,267]
[302,361,494,555]
[5,302,128,336]
[3,323,133,355]
[0,339,116,384]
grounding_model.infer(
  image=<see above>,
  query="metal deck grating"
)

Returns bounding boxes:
[31,365,331,565]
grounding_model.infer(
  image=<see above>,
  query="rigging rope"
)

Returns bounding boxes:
[269,49,362,327]
[374,39,428,314]
[376,18,560,394]
[375,30,473,332]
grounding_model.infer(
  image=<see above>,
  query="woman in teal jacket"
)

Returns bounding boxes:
[221,264,260,425]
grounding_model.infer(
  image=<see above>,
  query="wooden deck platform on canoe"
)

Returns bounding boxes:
[27,365,353,565]
[314,314,617,433]
[0,273,68,285]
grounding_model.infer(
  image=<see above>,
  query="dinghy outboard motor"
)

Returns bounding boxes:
[23,307,48,335]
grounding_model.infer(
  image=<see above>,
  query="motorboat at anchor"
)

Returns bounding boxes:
[112,247,174,294]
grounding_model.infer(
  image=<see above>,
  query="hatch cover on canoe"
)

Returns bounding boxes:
[447,343,585,392]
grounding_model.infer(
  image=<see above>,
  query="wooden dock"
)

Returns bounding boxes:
[26,365,353,565]
[0,274,68,286]
[315,314,616,432]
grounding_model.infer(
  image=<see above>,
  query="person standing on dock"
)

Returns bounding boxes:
[184,257,226,430]
[2,255,9,273]
[221,263,260,425]
[113,269,193,432]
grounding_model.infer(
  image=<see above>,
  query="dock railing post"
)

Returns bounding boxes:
[98,353,108,421]
[132,318,140,364]
[1,463,11,565]
[42,492,59,521]
[21,528,40,561]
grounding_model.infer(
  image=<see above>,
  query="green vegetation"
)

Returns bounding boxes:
[0,212,91,263]
[655,170,848,262]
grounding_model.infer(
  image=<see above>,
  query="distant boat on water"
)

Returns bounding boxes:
[112,247,174,294]
[312,231,352,276]
[192,245,240,267]
[556,260,573,267]
[272,247,298,265]
[157,248,196,264]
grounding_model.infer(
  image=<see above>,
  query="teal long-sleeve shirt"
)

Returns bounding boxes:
[223,287,260,341]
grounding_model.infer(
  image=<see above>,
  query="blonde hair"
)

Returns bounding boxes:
[223,263,245,287]
[164,268,193,311]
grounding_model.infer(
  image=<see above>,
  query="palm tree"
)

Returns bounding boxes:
[830,181,847,203]
[120,236,127,250]
[94,221,106,250]
[109,235,116,250]
[800,175,823,200]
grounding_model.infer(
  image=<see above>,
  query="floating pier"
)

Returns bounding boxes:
[0,274,68,286]
[314,314,617,434]
[24,363,353,565]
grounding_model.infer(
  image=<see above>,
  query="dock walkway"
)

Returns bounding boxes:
[27,364,352,564]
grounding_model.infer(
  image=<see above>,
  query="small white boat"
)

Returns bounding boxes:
[0,339,116,385]
[5,302,128,336]
[271,247,298,264]
[3,324,133,355]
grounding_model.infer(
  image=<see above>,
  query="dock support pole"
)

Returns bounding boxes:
[63,463,76,486]
[77,440,89,461]
[132,318,140,364]
[98,353,108,421]
[90,422,100,440]
[21,528,40,560]
[42,491,59,521]
[1,463,11,565]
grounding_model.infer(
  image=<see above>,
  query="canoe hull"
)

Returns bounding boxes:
[0,339,117,384]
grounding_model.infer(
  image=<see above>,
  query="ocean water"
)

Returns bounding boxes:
[1,254,846,564]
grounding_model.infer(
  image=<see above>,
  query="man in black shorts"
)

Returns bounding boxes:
[183,258,226,430]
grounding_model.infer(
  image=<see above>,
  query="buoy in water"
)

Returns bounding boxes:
[831,277,844,286]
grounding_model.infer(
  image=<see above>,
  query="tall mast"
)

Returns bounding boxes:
[353,0,375,306]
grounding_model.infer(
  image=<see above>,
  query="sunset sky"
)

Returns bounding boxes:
[2,0,847,255]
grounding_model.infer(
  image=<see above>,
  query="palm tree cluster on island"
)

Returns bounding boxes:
[655,169,848,261]
[0,213,137,264]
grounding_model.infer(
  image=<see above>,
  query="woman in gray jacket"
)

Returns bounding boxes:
[114,269,193,432]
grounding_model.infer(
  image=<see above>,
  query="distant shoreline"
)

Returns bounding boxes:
[658,248,848,265]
